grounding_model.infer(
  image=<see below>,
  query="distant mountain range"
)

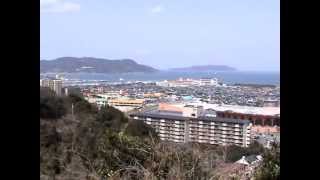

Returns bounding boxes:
[40,57,158,73]
[40,57,236,74]
[169,65,236,72]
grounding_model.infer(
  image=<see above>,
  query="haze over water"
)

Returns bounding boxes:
[59,71,280,85]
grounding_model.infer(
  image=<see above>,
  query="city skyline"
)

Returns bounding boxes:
[41,0,279,71]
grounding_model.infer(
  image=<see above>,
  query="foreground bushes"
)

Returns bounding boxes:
[40,88,66,119]
[254,142,280,180]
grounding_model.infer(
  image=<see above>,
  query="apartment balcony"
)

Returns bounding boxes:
[173,139,182,143]
[214,130,243,135]
[172,132,183,136]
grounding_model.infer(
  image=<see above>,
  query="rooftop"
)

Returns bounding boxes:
[109,99,145,104]
[131,109,251,125]
[186,102,280,116]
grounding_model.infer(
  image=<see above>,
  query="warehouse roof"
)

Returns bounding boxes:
[186,102,280,116]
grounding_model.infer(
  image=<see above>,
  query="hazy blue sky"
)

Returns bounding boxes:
[40,0,279,71]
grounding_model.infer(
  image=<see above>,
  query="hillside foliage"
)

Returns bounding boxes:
[40,87,278,180]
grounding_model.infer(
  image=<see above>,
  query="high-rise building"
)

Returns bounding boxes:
[130,103,252,147]
[40,79,63,96]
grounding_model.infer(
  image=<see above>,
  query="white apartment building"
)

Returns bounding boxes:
[130,105,252,147]
[199,78,219,86]
[40,79,63,96]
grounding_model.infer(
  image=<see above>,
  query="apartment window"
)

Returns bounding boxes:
[265,119,272,126]
[255,119,262,125]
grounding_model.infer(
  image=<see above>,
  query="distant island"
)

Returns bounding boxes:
[40,57,158,74]
[169,65,236,72]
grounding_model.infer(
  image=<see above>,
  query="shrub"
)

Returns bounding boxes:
[40,96,66,119]
[96,106,128,132]
[125,119,158,140]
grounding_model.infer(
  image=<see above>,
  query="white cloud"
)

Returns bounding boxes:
[40,0,80,13]
[150,5,165,14]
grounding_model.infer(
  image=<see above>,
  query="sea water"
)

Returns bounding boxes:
[50,71,280,85]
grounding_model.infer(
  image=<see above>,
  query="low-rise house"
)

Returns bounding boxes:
[85,95,107,107]
[235,155,263,178]
[236,155,263,166]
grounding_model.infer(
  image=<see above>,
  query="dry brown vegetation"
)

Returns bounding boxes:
[40,88,277,180]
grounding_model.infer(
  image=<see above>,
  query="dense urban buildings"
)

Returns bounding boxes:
[42,75,280,147]
[155,77,220,87]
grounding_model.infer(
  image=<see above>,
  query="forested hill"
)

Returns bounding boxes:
[40,57,158,73]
